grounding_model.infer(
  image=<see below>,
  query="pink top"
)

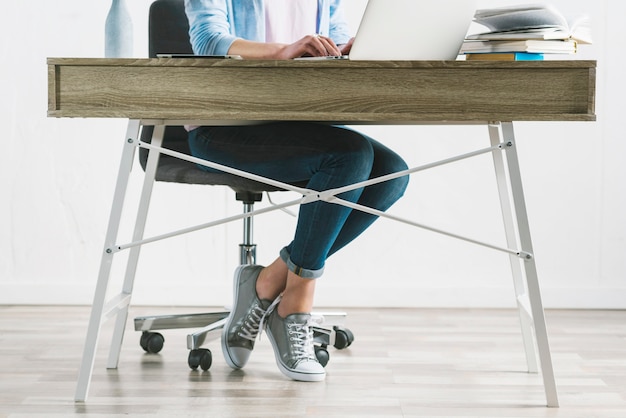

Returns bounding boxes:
[265,0,318,43]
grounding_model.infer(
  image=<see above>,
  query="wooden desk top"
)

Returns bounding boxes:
[47,58,596,123]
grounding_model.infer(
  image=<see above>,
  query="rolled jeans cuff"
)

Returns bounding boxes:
[279,247,324,279]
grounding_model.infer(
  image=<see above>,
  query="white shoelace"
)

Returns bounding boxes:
[237,301,269,342]
[256,295,316,361]
[287,318,317,361]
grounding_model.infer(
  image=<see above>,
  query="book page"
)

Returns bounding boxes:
[474,4,569,32]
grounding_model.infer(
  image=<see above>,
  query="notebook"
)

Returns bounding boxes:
[348,0,476,60]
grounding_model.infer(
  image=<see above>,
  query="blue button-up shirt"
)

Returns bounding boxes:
[185,0,352,55]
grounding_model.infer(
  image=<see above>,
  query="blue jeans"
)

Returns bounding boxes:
[188,122,409,278]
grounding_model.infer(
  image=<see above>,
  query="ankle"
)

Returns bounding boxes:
[256,267,283,301]
[277,293,313,318]
[276,272,316,317]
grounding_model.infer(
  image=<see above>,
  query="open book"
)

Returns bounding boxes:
[466,4,592,44]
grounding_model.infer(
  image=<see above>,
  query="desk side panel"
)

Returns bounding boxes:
[47,65,59,114]
[48,62,596,122]
[588,66,597,117]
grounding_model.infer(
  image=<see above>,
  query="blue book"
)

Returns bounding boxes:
[465,52,545,61]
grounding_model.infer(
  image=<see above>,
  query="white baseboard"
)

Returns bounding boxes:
[2,282,625,309]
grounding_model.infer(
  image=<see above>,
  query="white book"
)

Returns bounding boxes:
[460,39,578,54]
[467,4,592,44]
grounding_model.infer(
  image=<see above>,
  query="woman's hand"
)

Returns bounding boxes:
[229,35,345,60]
[277,34,343,59]
[338,37,355,56]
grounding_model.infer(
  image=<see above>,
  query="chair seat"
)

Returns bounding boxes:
[139,125,285,193]
[153,158,285,193]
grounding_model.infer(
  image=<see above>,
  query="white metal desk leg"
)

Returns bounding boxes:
[489,124,539,374]
[75,120,140,402]
[106,124,165,369]
[500,122,559,407]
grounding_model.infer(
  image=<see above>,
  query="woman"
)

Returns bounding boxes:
[185,0,409,382]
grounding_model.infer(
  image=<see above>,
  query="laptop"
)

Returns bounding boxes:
[348,0,476,60]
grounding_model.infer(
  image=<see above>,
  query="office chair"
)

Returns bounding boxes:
[133,0,354,371]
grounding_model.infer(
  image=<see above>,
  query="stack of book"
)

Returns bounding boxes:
[461,4,592,61]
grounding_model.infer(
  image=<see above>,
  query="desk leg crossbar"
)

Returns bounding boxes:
[75,120,558,407]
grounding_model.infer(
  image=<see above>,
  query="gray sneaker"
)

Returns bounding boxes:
[221,265,271,369]
[265,309,326,382]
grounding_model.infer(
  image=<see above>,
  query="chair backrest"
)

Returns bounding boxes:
[139,0,193,180]
[148,0,193,58]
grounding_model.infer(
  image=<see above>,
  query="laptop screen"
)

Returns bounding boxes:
[349,0,476,60]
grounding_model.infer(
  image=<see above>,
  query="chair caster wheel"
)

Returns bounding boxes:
[188,348,212,371]
[333,326,354,350]
[315,346,330,367]
[140,331,164,354]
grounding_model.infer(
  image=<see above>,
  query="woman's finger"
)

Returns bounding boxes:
[315,34,342,56]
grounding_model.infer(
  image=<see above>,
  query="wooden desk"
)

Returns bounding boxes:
[48,58,595,122]
[47,58,596,406]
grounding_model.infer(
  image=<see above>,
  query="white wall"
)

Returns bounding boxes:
[1,0,624,308]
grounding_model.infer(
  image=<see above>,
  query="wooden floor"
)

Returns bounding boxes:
[1,305,625,417]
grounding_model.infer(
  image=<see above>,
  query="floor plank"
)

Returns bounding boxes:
[0,306,625,417]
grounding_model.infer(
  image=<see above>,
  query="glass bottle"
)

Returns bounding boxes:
[104,0,133,57]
